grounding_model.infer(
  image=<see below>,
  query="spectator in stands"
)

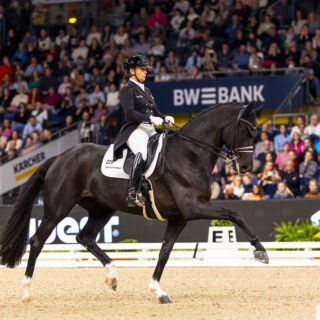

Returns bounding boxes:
[134,33,150,56]
[218,43,232,71]
[259,160,281,198]
[5,129,22,151]
[312,28,320,51]
[148,36,165,58]
[226,14,242,41]
[22,115,43,140]
[275,142,290,170]
[232,175,245,199]
[11,85,28,109]
[222,184,240,200]
[173,0,190,16]
[256,139,275,164]
[300,41,317,65]
[243,184,266,200]
[39,68,58,96]
[292,9,307,35]
[70,68,84,94]
[148,5,167,29]
[257,14,275,37]
[0,56,13,83]
[290,132,304,155]
[13,103,29,130]
[232,44,250,70]
[282,26,298,50]
[0,87,12,112]
[280,159,300,197]
[301,54,320,99]
[273,181,293,199]
[299,150,318,189]
[58,76,71,95]
[274,0,292,27]
[305,113,320,138]
[20,136,36,155]
[274,125,291,153]
[90,84,105,106]
[0,126,7,149]
[43,86,61,108]
[38,28,51,53]
[185,50,201,73]
[290,116,306,138]
[72,39,88,61]
[12,43,27,65]
[304,179,320,198]
[2,119,12,139]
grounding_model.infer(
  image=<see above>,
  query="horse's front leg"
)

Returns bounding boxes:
[190,201,269,264]
[149,218,187,304]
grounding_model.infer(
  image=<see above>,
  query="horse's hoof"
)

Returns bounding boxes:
[254,250,269,264]
[158,295,173,304]
[105,277,117,291]
[22,295,33,303]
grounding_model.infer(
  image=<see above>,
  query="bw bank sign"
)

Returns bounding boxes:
[148,74,303,113]
[173,85,264,106]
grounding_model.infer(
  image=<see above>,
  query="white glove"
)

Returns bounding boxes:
[150,116,163,126]
[165,116,175,124]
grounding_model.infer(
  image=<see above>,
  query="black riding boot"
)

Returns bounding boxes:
[127,152,146,207]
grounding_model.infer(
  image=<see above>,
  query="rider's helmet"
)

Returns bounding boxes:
[124,54,151,76]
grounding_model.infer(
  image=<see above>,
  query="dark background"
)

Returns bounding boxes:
[1,199,319,243]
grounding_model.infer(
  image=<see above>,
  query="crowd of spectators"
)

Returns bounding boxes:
[212,114,320,200]
[1,0,320,197]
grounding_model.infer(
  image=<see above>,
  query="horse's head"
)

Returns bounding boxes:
[222,102,258,174]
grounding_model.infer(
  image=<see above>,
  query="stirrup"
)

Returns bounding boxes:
[127,191,145,207]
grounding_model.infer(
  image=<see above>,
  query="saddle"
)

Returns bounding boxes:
[123,134,160,175]
[101,133,166,180]
[100,133,167,221]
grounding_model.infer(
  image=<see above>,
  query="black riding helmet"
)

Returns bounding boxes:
[124,54,151,79]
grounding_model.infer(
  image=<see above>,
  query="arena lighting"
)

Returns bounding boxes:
[68,17,77,24]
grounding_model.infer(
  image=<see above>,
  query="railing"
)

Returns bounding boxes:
[7,242,320,268]
[272,113,309,130]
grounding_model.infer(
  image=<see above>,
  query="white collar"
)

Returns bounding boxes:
[130,78,145,91]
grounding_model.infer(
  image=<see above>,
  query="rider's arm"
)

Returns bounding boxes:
[120,85,151,123]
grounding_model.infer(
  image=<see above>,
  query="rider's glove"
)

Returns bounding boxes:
[165,116,175,125]
[150,116,163,126]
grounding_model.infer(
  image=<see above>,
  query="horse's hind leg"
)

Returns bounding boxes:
[23,203,74,302]
[76,210,118,290]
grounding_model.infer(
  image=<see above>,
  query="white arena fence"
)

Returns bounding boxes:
[3,242,320,268]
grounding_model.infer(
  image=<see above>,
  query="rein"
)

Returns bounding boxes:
[163,118,255,162]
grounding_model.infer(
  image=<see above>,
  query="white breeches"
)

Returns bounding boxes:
[126,123,157,161]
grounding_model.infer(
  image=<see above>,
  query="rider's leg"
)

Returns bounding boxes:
[126,128,149,206]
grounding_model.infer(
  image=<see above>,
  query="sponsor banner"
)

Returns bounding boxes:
[147,74,303,113]
[0,130,79,195]
[0,199,319,244]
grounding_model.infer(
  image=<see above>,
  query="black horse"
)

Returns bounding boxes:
[0,102,268,304]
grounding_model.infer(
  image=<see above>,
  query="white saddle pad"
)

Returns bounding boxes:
[101,133,164,179]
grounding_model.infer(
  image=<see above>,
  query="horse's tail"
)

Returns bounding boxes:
[0,157,56,268]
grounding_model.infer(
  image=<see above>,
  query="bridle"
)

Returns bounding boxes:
[163,105,257,168]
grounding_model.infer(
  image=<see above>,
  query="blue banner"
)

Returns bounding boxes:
[147,74,303,113]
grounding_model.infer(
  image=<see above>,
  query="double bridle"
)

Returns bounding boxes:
[163,106,257,166]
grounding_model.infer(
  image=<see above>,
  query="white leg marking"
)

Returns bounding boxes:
[105,262,118,290]
[22,276,32,303]
[149,279,167,298]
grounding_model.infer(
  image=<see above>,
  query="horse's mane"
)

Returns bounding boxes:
[180,103,242,132]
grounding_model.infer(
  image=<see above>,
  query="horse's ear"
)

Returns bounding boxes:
[244,101,255,115]
[254,104,264,114]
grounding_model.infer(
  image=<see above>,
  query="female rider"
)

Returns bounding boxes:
[113,54,174,207]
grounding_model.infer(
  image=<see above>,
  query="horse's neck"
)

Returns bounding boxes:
[175,106,238,171]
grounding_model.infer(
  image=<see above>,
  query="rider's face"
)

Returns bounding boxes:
[134,66,148,83]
